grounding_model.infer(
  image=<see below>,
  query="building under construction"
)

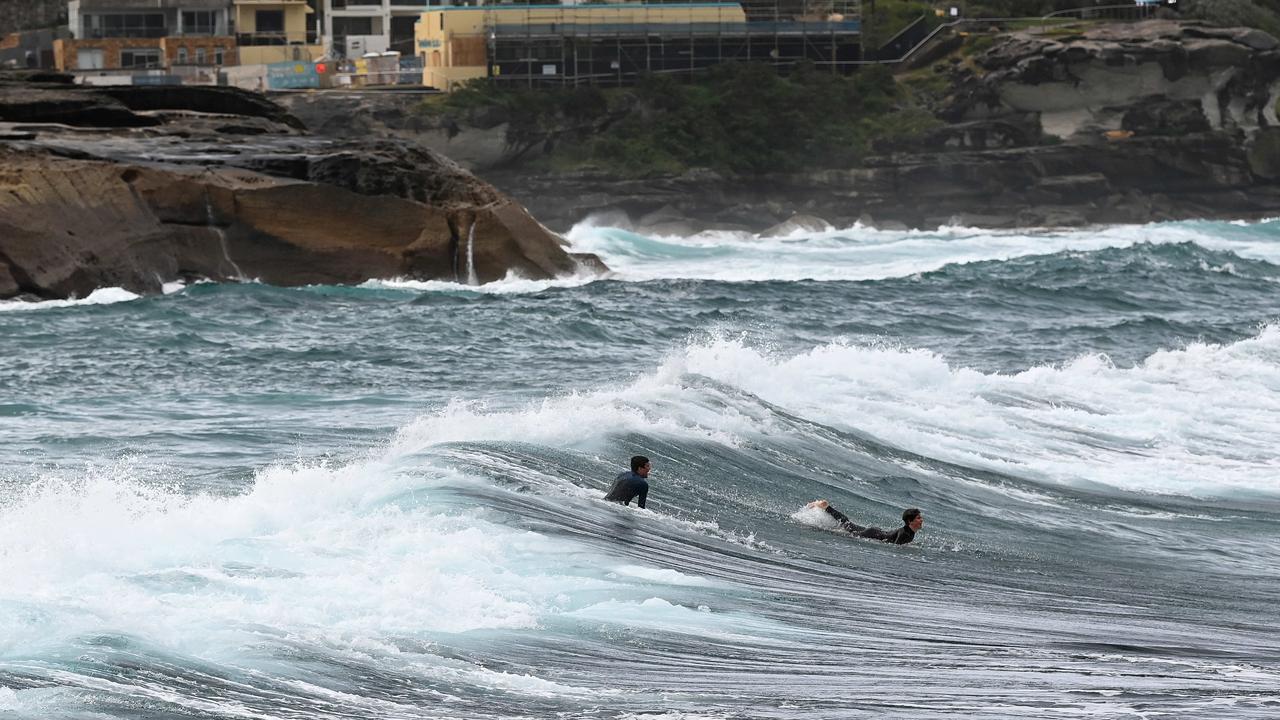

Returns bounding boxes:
[415,1,861,91]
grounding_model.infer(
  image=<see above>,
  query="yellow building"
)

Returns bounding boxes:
[415,3,753,92]
[234,0,325,65]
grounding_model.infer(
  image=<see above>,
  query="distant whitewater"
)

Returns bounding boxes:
[2,219,1278,719]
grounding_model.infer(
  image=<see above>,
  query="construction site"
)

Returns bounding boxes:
[416,1,863,91]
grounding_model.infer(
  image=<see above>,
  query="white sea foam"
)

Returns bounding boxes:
[363,269,605,295]
[0,454,693,678]
[0,287,140,312]
[377,319,1280,501]
[387,385,751,457]
[383,390,783,553]
[562,218,1280,284]
[0,348,815,677]
[611,565,714,586]
[790,505,848,532]
[664,327,1280,499]
[567,597,793,642]
[617,714,732,720]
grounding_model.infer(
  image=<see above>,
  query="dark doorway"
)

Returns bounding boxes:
[389,16,417,55]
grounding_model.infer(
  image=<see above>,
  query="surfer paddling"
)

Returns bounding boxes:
[604,455,652,509]
[805,500,922,545]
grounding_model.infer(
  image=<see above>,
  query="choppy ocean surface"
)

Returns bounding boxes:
[2,219,1279,719]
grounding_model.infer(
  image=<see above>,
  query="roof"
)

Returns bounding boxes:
[429,3,744,10]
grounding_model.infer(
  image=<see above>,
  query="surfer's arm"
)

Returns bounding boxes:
[822,505,865,533]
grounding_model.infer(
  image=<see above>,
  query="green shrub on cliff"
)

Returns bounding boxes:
[861,0,940,50]
[1182,0,1280,37]
[966,1,1115,18]
[968,0,1280,34]
[422,63,937,176]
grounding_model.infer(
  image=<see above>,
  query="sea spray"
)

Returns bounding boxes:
[466,220,479,286]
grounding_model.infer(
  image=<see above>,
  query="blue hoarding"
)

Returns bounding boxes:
[267,61,320,90]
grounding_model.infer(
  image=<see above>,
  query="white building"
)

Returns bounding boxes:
[321,0,432,58]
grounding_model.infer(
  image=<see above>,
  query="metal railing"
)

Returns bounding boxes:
[489,20,862,38]
[81,28,227,39]
[236,31,320,46]
[870,13,931,61]
[858,2,1172,66]
[1041,2,1162,26]
[82,28,169,39]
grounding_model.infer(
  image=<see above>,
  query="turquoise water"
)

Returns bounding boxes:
[2,220,1279,718]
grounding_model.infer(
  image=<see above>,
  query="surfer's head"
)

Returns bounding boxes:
[903,508,923,530]
[631,455,651,476]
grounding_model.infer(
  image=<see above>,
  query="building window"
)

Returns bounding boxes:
[182,11,217,36]
[333,17,374,37]
[120,48,163,68]
[215,48,225,65]
[76,49,105,70]
[87,13,166,39]
[177,47,188,64]
[256,11,285,34]
[196,47,207,65]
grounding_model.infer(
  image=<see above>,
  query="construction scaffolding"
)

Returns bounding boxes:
[476,1,862,88]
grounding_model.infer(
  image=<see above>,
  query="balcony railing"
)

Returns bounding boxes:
[236,31,319,46]
[81,28,229,40]
[82,28,170,39]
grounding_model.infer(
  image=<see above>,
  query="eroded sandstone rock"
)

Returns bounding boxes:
[963,19,1280,139]
[0,146,595,299]
[0,73,603,300]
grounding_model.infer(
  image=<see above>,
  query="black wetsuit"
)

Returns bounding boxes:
[823,505,915,545]
[604,471,649,508]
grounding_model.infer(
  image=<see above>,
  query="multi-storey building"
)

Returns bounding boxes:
[414,2,862,92]
[232,0,323,64]
[54,0,322,73]
[322,0,431,59]
[57,0,237,71]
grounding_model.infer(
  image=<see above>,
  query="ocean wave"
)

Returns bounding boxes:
[5,214,1279,719]
[0,287,142,312]
[666,328,1280,499]
[3,332,1277,717]
[563,218,1280,284]
[363,271,607,296]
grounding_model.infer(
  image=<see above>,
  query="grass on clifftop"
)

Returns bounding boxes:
[418,63,942,177]
[861,0,940,49]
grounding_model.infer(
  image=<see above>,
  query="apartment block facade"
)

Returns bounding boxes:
[234,0,323,65]
[323,0,432,59]
[54,0,321,72]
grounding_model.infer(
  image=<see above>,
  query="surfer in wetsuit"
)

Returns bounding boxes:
[805,500,922,545]
[604,455,651,509]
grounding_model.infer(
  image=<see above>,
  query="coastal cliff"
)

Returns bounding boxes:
[506,19,1280,230]
[281,19,1280,231]
[0,73,603,301]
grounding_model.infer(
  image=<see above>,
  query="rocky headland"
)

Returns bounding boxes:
[280,19,1280,233]
[0,72,604,301]
[7,19,1280,301]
